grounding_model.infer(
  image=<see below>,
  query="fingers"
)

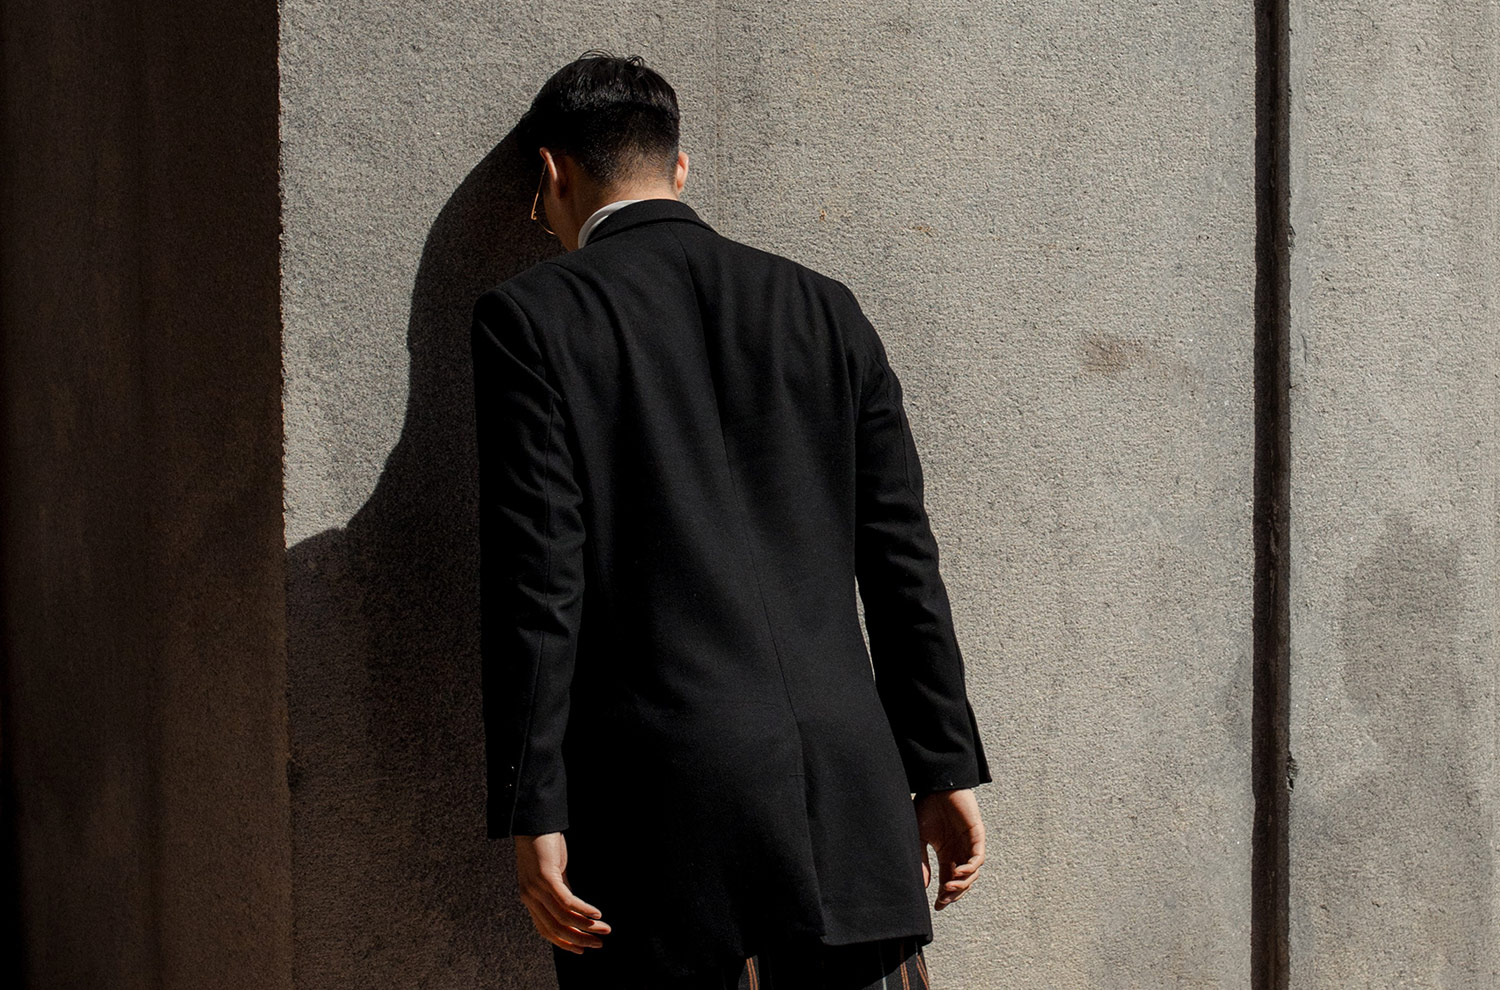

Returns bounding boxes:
[934,861,980,909]
[553,877,608,926]
[520,874,612,953]
[934,824,986,911]
[523,899,592,954]
[955,823,986,880]
[521,890,609,952]
[914,790,989,911]
[934,857,982,910]
[514,833,612,953]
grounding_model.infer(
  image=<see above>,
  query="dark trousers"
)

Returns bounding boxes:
[552,933,931,990]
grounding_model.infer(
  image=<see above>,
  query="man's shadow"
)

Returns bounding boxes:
[286,133,763,988]
[284,131,568,986]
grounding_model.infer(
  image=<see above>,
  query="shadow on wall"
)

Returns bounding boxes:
[284,132,566,987]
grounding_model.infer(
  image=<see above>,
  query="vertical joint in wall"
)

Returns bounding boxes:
[1251,0,1293,988]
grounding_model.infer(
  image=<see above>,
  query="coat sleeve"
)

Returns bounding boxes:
[470,287,586,838]
[841,283,993,797]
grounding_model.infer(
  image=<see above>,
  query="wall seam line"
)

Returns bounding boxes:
[1251,0,1293,987]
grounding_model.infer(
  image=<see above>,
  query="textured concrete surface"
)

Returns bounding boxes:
[0,1,289,988]
[280,2,1255,987]
[1287,1,1500,986]
[6,1,1495,987]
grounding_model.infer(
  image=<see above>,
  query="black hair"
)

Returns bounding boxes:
[517,50,680,187]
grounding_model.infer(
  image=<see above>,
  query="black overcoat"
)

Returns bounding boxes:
[469,197,990,977]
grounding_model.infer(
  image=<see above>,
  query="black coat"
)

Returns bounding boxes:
[469,197,990,977]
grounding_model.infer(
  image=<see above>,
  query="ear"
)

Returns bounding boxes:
[674,151,690,193]
[539,147,564,194]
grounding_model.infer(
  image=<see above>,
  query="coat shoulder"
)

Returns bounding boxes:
[702,229,862,305]
[486,257,576,309]
[480,224,868,335]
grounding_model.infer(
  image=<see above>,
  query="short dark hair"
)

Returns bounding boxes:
[517,51,680,187]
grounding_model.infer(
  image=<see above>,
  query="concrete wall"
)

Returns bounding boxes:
[1287,1,1500,985]
[279,2,1254,987]
[5,1,1497,988]
[0,2,288,989]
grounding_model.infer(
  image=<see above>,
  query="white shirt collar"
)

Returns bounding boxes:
[577,199,647,248]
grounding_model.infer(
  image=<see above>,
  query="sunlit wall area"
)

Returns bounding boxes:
[277,3,1254,987]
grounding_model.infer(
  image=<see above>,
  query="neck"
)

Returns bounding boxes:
[563,180,680,251]
[579,182,678,218]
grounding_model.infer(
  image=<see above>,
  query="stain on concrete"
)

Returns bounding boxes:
[1339,513,1472,749]
[1298,511,1497,985]
[1080,332,1204,390]
[1218,646,1254,750]
[1082,333,1154,377]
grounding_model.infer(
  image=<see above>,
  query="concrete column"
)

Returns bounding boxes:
[1288,1,1500,985]
[0,1,288,989]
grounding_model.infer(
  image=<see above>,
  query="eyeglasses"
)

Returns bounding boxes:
[531,164,556,235]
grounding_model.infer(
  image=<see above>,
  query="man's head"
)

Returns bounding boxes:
[519,51,690,250]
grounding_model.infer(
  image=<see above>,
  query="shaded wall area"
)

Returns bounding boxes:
[0,1,288,988]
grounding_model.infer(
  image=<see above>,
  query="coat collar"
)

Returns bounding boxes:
[583,197,715,245]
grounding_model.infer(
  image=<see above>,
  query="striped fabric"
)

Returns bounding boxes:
[553,933,932,989]
[739,934,931,990]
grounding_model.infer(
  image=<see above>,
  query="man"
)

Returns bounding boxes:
[470,52,991,990]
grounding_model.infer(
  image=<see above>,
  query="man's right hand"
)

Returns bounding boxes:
[513,832,612,953]
[913,788,986,910]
